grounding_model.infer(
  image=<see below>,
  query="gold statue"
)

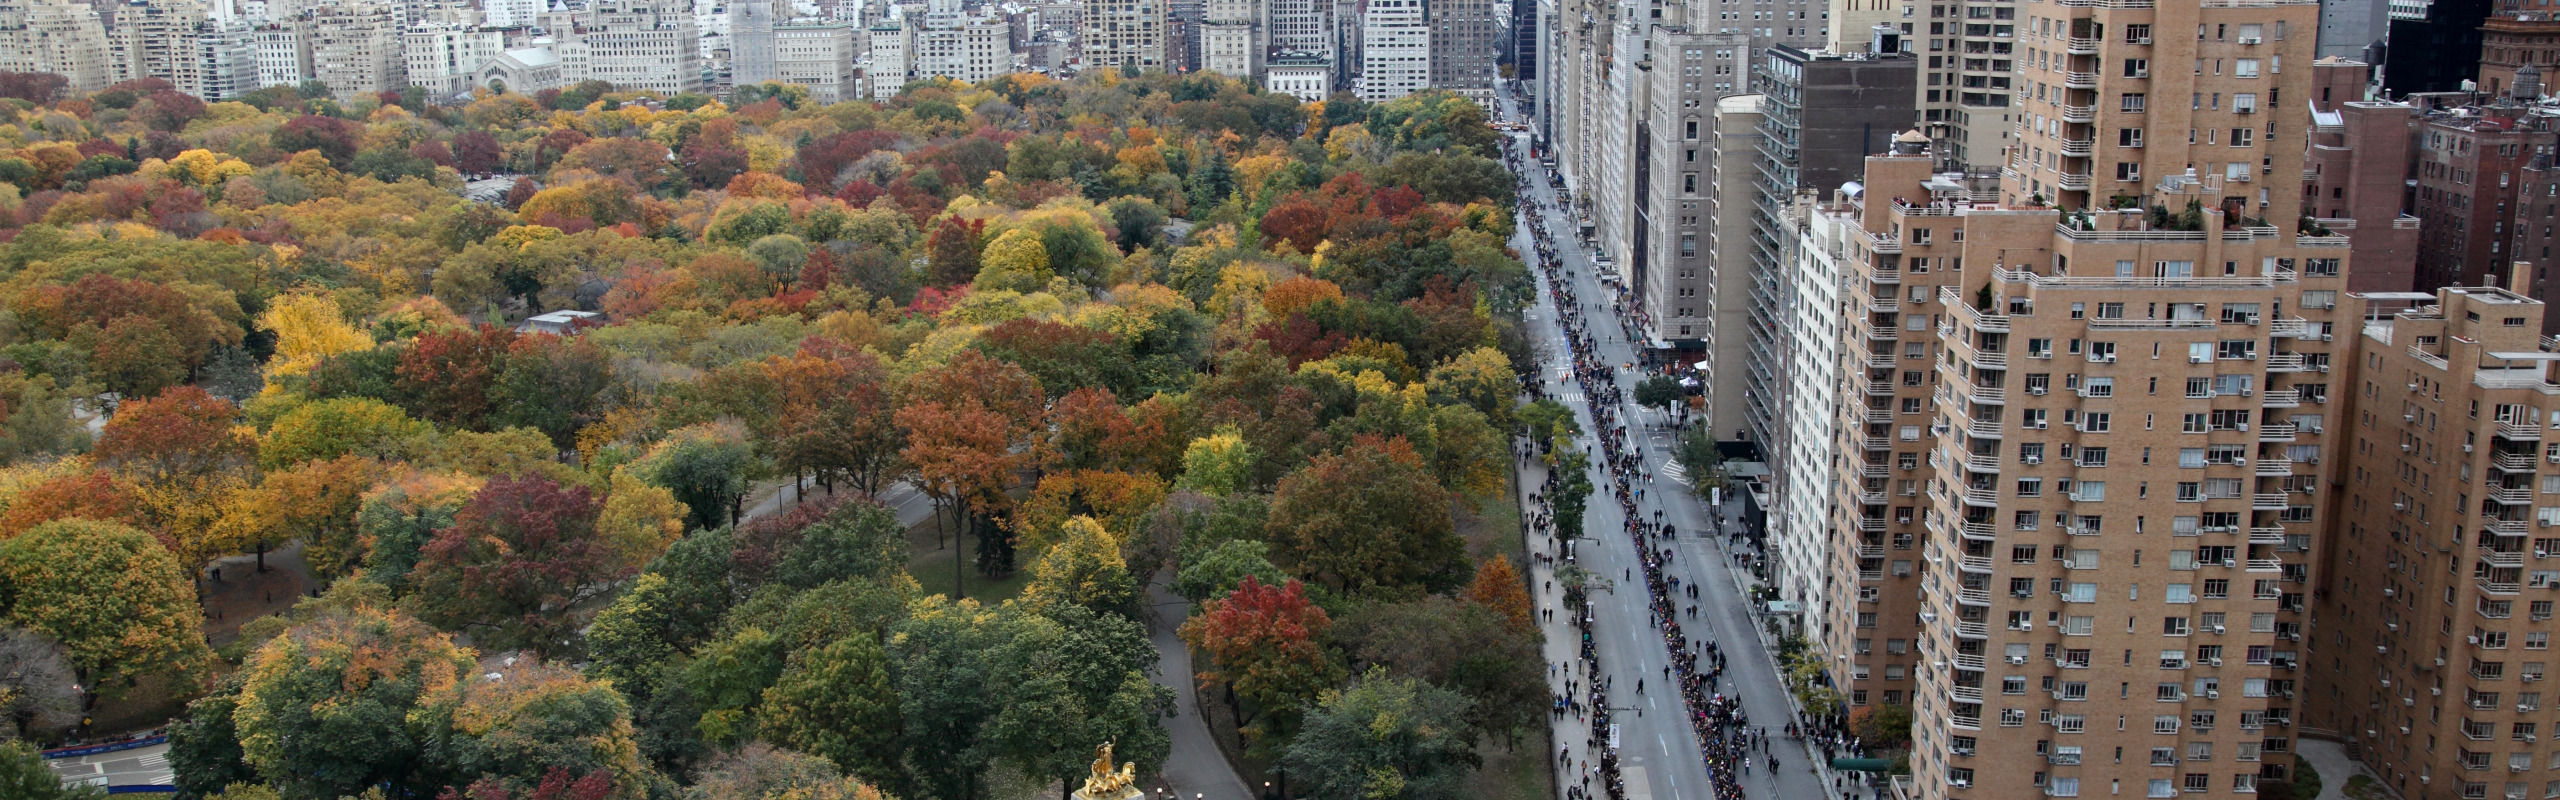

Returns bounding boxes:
[1076,742,1140,800]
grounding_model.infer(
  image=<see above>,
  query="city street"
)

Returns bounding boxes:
[1499,86,1842,800]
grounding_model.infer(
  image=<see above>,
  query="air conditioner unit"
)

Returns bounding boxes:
[2409,385,2422,394]
[2221,558,2238,567]
[2028,387,2049,395]
[2025,455,2044,464]
[2009,655,2030,664]
[2190,356,2210,364]
[2209,657,2223,666]
[2205,689,2220,698]
[2465,443,2476,453]
[2238,423,2251,431]
[2437,657,2449,666]
[2433,687,2444,696]
[2471,635,2482,644]
[2242,388,2254,397]
[2213,625,2227,634]
[2387,622,2399,630]
[2401,726,2414,735]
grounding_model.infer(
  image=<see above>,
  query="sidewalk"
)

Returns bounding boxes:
[1145,578,1256,800]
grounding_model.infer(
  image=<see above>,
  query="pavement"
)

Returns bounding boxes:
[44,740,173,791]
[2295,739,2378,800]
[1499,85,1845,800]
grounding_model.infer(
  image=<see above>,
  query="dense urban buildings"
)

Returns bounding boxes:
[1353,0,1425,101]
[1080,0,1165,72]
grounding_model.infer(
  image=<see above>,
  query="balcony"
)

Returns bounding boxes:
[1961,384,2009,405]
[1863,381,1897,397]
[1868,352,1898,369]
[1948,684,1985,701]
[1859,228,1903,254]
[2494,452,2538,473]
[2062,71,2097,88]
[2488,518,2529,536]
[1961,487,2001,506]
[2266,353,2310,372]
[2479,578,2524,596]
[1864,326,1901,344]
[1954,621,1989,639]
[1941,287,2012,333]
[2255,457,2293,476]
[2065,36,2100,53]
[1956,588,1992,606]
[2247,558,2285,572]
[1869,266,1902,284]
[1962,346,2010,370]
[1958,554,1994,573]
[2269,317,2315,338]
[2261,389,2300,408]
[2484,550,2527,568]
[1857,544,1886,557]
[2249,527,2287,544]
[2499,421,2545,441]
[2260,423,2298,442]
[2056,171,2093,191]
[2253,493,2290,510]
[1954,652,1986,669]
[1864,296,1903,314]
[1951,716,1984,731]
[1863,436,1893,451]
[1858,516,1887,532]
[2060,104,2096,123]
[1969,419,2005,439]
[1959,521,1998,541]
[2058,137,2093,157]
[1963,454,2003,474]
[2489,487,2535,505]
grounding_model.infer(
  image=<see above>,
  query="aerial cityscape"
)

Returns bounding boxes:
[0,0,2556,797]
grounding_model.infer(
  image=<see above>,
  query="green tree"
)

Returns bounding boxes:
[1282,670,1479,800]
[0,519,210,694]
[1171,539,1283,604]
[634,424,758,531]
[682,625,787,747]
[257,396,431,468]
[169,677,258,798]
[1551,452,1593,539]
[1332,597,1542,744]
[1633,374,1683,411]
[0,740,104,800]
[888,598,1010,800]
[984,603,1171,800]
[759,634,905,792]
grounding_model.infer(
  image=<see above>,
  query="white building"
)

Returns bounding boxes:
[0,0,114,93]
[1772,187,1850,629]
[403,22,503,95]
[306,1,405,97]
[1265,55,1326,99]
[774,19,852,101]
[482,0,539,26]
[476,45,562,93]
[1080,0,1163,72]
[863,17,909,97]
[1197,0,1252,78]
[252,19,308,86]
[1261,0,1324,57]
[585,0,702,94]
[194,21,260,99]
[105,0,209,90]
[1352,0,1423,101]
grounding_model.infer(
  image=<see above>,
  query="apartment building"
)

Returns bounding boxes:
[1426,0,1495,101]
[1777,186,1852,626]
[2478,0,2560,98]
[1081,0,1164,72]
[1353,0,1426,101]
[2306,283,2560,800]
[1197,0,1254,78]
[0,0,113,93]
[1910,0,2022,172]
[775,20,854,102]
[2302,57,2421,294]
[866,18,911,97]
[106,0,210,91]
[403,22,503,95]
[1701,93,1763,443]
[1814,1,2352,797]
[1263,0,1325,56]
[731,0,777,88]
[585,0,703,95]
[194,21,258,99]
[306,1,404,97]
[915,0,1013,84]
[1265,55,1328,98]
[2412,101,2555,292]
[253,19,308,87]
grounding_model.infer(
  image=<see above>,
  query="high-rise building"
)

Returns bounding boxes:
[1263,0,1324,57]
[0,0,114,94]
[2478,0,2560,97]
[2315,0,2389,61]
[1817,2,2347,797]
[731,0,777,88]
[1353,0,1426,101]
[775,19,854,102]
[865,18,911,97]
[1777,180,1853,634]
[403,22,503,95]
[1198,0,1254,78]
[913,0,1012,84]
[306,0,405,97]
[1265,55,1327,97]
[2303,282,2560,800]
[106,0,211,91]
[1081,0,1165,72]
[1907,0,2030,171]
[194,20,258,99]
[253,18,309,87]
[584,0,702,95]
[2301,57,2420,293]
[1426,0,1495,101]
[2381,0,2488,96]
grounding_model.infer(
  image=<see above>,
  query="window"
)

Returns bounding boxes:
[2235,59,2259,78]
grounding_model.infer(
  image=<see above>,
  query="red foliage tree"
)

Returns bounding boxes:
[394,324,517,430]
[795,129,903,192]
[0,470,150,542]
[1250,314,1346,367]
[1177,576,1342,732]
[1260,200,1328,255]
[408,474,624,657]
[409,139,456,169]
[681,139,749,190]
[452,130,504,174]
[924,217,985,286]
[832,179,884,207]
[92,385,252,485]
[1374,185,1425,219]
[798,247,837,291]
[0,71,68,103]
[272,114,361,166]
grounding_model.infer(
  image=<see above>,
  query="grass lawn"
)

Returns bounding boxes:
[1465,738,1555,800]
[905,515,1032,603]
[2343,775,2389,800]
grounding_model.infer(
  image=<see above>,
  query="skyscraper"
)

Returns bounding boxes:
[584,0,703,95]
[1081,0,1165,72]
[1427,0,1495,101]
[1353,0,1425,101]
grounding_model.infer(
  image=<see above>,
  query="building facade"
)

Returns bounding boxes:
[1081,0,1164,71]
[866,18,911,97]
[775,19,854,102]
[1197,0,1254,78]
[1353,0,1426,101]
[0,0,113,94]
[585,0,703,95]
[403,23,504,95]
[1426,0,1495,101]
[306,1,405,97]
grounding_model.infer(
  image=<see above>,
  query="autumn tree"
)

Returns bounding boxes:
[1170,539,1283,605]
[93,385,251,486]
[1018,516,1140,621]
[924,217,985,286]
[0,469,147,540]
[1332,596,1542,743]
[1282,670,1477,800]
[257,293,373,385]
[1178,577,1342,750]
[230,607,473,799]
[408,474,631,657]
[222,455,379,578]
[394,324,517,431]
[1263,437,1466,593]
[983,603,1171,800]
[631,422,757,532]
[1464,555,1534,632]
[258,396,432,468]
[895,351,1044,593]
[0,519,211,695]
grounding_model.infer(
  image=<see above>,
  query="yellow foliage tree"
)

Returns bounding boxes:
[597,469,686,571]
[258,293,374,385]
[167,149,254,188]
[971,228,1054,293]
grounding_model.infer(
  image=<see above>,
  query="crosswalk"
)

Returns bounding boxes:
[1660,461,1690,486]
